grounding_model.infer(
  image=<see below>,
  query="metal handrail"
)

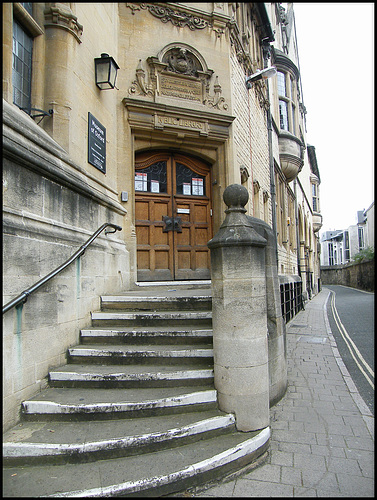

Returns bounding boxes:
[2,223,122,314]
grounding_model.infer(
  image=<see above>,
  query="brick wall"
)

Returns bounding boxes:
[230,49,270,221]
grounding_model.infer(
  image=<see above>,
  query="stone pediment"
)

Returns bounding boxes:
[128,43,228,111]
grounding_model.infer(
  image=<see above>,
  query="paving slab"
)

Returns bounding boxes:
[181,289,374,497]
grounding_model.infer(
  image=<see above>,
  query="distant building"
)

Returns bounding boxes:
[320,202,374,266]
[363,201,374,250]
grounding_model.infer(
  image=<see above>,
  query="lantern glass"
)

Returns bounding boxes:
[95,53,119,90]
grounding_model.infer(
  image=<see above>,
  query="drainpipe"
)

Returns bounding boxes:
[293,179,301,277]
[266,98,278,267]
[263,42,279,267]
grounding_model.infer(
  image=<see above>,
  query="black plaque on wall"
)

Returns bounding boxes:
[88,112,106,173]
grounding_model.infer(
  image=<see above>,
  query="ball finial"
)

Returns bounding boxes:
[223,184,249,209]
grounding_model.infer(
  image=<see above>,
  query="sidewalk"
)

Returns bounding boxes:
[179,288,374,497]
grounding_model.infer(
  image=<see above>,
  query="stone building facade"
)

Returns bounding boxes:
[3,2,322,431]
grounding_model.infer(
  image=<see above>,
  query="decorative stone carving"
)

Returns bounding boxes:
[240,165,250,184]
[126,3,227,38]
[228,20,253,75]
[129,60,154,97]
[128,43,228,111]
[147,4,209,30]
[44,3,83,43]
[163,48,200,77]
[204,76,228,110]
[126,3,209,30]
[254,81,270,111]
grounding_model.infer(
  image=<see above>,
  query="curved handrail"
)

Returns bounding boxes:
[2,223,122,314]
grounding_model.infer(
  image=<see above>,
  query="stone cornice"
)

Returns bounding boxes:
[272,48,300,80]
[3,100,125,215]
[44,4,83,43]
[122,97,235,143]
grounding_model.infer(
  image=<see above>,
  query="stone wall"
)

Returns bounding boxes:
[2,101,129,432]
[320,260,374,292]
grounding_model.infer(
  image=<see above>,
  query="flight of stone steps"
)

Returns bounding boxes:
[3,282,270,497]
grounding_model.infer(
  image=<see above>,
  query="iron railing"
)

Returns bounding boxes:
[280,281,304,323]
[2,223,122,314]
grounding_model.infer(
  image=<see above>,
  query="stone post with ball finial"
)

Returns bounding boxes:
[208,184,270,431]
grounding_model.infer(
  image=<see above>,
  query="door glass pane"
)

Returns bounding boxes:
[135,161,167,193]
[176,162,205,196]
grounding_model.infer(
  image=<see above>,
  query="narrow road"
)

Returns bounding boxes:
[324,285,374,414]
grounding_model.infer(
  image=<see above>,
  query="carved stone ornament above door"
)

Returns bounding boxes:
[128,43,228,111]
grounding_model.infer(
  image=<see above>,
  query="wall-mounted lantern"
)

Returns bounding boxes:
[94,53,119,90]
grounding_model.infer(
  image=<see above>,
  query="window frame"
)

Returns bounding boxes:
[312,182,319,212]
[11,3,43,116]
[276,69,298,136]
[358,226,365,251]
[328,242,334,266]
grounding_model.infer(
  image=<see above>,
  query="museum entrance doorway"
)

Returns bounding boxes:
[135,151,213,281]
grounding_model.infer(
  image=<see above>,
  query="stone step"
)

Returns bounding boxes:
[100,294,212,311]
[67,344,214,365]
[20,387,218,420]
[3,428,270,497]
[48,364,214,388]
[91,310,212,327]
[79,327,213,345]
[135,280,211,288]
[2,282,273,497]
[4,410,235,466]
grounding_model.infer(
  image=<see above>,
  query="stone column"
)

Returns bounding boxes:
[208,184,269,431]
[43,3,83,152]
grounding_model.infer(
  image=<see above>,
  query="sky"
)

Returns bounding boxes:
[291,2,374,235]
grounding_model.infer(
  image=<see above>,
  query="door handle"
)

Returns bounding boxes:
[162,216,182,232]
[174,216,182,233]
[162,216,173,232]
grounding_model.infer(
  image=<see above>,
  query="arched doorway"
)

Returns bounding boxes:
[135,151,213,281]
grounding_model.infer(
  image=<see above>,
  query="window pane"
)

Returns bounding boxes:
[279,100,289,130]
[291,104,296,135]
[12,19,33,113]
[358,227,364,250]
[21,3,33,15]
[135,161,167,193]
[277,71,286,96]
[176,163,205,196]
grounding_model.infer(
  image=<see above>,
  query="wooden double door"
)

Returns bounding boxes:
[135,152,213,281]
